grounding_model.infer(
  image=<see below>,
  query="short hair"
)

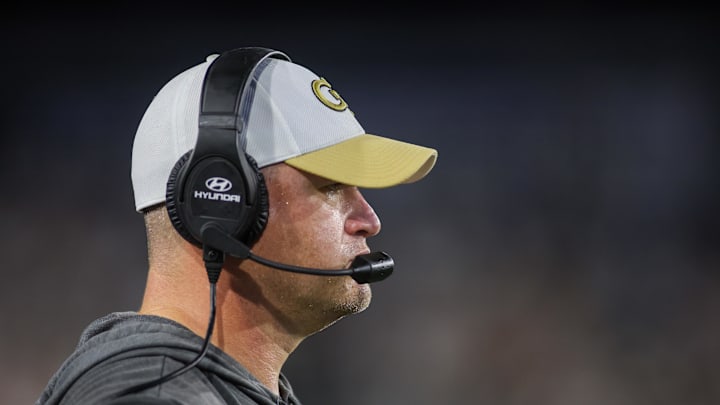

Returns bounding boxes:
[142,203,178,266]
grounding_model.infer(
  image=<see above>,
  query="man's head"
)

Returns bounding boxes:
[130,47,437,331]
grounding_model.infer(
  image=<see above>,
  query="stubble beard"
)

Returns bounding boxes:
[307,280,373,335]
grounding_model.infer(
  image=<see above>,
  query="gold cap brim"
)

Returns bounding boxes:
[284,134,438,188]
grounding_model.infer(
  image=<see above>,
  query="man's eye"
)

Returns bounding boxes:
[322,183,344,193]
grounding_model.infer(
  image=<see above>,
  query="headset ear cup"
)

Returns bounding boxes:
[241,152,269,247]
[167,150,267,248]
[166,151,200,246]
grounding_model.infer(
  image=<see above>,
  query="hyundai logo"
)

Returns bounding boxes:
[205,177,232,192]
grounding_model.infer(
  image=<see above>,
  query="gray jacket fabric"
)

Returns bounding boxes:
[37,312,301,404]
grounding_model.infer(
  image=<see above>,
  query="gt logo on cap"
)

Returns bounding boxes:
[312,78,348,112]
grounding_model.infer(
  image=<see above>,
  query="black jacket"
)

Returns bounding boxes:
[37,312,301,404]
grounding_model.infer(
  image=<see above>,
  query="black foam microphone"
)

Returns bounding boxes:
[201,224,394,284]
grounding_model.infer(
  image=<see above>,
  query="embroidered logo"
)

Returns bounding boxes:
[312,77,348,112]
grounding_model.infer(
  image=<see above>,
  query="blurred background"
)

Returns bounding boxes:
[2,4,718,405]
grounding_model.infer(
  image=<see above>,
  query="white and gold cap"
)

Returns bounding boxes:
[131,50,438,212]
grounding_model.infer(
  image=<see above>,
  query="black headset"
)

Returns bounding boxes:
[117,48,294,397]
[165,47,291,250]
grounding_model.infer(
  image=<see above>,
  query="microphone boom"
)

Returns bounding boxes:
[201,224,394,283]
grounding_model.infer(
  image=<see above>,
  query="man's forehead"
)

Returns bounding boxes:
[263,162,344,188]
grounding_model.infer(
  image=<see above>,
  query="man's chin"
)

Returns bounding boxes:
[314,293,372,335]
[347,282,373,314]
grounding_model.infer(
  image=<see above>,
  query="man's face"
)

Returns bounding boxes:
[238,163,382,334]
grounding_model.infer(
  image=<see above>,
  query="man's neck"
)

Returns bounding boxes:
[211,289,304,395]
[139,270,303,395]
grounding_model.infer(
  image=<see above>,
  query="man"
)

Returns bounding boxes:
[37,47,437,404]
